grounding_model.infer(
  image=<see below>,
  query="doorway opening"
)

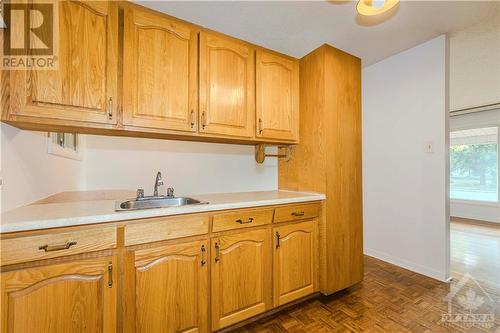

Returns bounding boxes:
[448,109,500,291]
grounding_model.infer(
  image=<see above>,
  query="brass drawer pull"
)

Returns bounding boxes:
[201,245,206,266]
[291,211,305,217]
[107,262,113,288]
[38,241,77,252]
[214,242,220,262]
[276,231,281,248]
[235,217,254,224]
[258,118,263,134]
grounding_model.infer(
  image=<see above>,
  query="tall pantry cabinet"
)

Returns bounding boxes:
[278,44,363,295]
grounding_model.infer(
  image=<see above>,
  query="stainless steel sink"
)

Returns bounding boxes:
[115,196,208,211]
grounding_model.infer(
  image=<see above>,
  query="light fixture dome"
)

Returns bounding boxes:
[356,0,399,16]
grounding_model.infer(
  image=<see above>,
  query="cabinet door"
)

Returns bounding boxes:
[123,5,198,132]
[211,229,271,330]
[10,1,118,124]
[274,220,317,306]
[256,50,299,142]
[199,32,255,138]
[131,240,208,333]
[0,256,117,333]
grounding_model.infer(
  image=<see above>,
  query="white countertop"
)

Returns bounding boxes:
[0,190,325,233]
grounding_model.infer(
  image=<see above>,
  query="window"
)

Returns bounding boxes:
[47,132,82,160]
[450,127,498,202]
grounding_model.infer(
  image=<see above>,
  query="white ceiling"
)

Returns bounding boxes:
[450,126,498,145]
[138,1,499,66]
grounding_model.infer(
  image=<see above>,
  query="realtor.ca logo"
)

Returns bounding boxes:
[441,274,498,330]
[1,2,58,69]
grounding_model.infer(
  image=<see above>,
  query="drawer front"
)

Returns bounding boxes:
[212,209,274,232]
[125,215,209,246]
[0,226,117,266]
[274,203,320,223]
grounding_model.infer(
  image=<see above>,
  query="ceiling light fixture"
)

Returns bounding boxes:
[356,0,399,16]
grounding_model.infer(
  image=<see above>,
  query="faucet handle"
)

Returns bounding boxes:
[167,188,174,198]
[136,189,145,199]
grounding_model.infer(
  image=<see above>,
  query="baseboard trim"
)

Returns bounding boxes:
[364,248,448,282]
[450,216,500,227]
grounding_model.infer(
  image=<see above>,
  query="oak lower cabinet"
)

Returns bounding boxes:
[211,229,272,331]
[126,240,208,333]
[273,220,317,307]
[0,203,322,332]
[0,255,117,333]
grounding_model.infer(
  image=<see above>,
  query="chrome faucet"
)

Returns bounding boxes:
[153,171,164,197]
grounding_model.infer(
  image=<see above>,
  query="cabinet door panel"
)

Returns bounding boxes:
[211,229,271,330]
[123,6,197,132]
[1,256,117,333]
[133,240,208,333]
[274,220,317,306]
[10,1,118,124]
[199,32,254,138]
[256,50,299,141]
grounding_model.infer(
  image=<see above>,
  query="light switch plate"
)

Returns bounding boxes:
[424,141,434,153]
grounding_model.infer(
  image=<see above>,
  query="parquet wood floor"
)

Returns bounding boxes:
[235,256,500,333]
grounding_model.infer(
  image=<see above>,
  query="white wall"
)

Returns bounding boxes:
[449,109,500,223]
[449,9,500,111]
[362,36,449,281]
[0,126,278,212]
[83,135,278,196]
[0,123,86,212]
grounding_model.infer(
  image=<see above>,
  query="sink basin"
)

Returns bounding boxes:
[115,196,208,211]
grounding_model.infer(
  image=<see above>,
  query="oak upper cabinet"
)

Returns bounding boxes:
[0,256,117,333]
[199,31,255,138]
[129,240,208,333]
[211,229,272,330]
[122,5,198,132]
[9,1,118,124]
[256,50,299,142]
[273,220,317,306]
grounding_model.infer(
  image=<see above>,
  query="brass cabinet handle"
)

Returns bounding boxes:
[107,262,113,288]
[201,245,206,266]
[276,232,281,249]
[201,112,207,129]
[190,110,195,128]
[258,118,263,134]
[292,211,305,217]
[107,97,113,119]
[38,241,77,252]
[235,217,254,224]
[214,242,220,262]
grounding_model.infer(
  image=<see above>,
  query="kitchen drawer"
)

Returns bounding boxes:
[274,203,320,223]
[212,208,274,232]
[0,226,117,266]
[125,215,209,246]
